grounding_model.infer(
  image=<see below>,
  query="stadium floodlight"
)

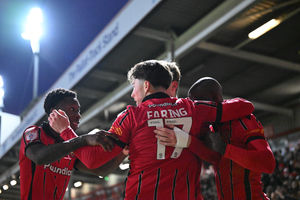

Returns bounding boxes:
[119,163,129,170]
[21,7,43,53]
[248,19,281,40]
[10,180,17,186]
[21,7,43,99]
[73,181,82,188]
[2,185,8,191]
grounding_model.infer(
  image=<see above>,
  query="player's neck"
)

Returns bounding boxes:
[145,87,167,97]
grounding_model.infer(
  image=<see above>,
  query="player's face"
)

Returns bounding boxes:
[131,79,146,106]
[57,97,81,131]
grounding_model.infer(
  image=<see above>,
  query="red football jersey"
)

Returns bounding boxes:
[108,93,253,200]
[61,92,253,200]
[19,123,77,200]
[214,114,272,200]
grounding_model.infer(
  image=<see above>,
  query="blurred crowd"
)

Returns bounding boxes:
[262,143,300,200]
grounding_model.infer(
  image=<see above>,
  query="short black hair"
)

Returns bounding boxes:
[127,60,172,89]
[44,88,77,115]
[188,77,223,102]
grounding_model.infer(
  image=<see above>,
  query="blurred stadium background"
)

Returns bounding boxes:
[0,0,300,199]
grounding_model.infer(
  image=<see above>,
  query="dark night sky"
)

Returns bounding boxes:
[0,0,128,115]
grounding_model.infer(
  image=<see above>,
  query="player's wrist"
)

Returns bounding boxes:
[60,126,72,134]
[174,127,189,148]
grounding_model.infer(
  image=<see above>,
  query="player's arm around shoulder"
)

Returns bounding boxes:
[24,125,102,165]
[221,98,254,122]
[224,115,276,173]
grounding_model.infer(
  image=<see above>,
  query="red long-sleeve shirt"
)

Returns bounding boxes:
[214,114,275,200]
[19,123,77,200]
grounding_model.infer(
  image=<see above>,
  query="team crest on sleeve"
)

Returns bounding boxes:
[24,127,39,143]
[111,126,123,136]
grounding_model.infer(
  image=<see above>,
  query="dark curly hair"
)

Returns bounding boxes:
[44,88,77,115]
[127,60,172,89]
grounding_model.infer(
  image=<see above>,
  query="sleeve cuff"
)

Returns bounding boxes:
[60,127,78,141]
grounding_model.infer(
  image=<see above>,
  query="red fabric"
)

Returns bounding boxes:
[189,135,221,165]
[60,126,78,140]
[224,140,275,173]
[19,125,76,200]
[214,114,275,200]
[55,94,253,200]
[106,93,253,200]
[220,98,254,122]
[60,127,122,169]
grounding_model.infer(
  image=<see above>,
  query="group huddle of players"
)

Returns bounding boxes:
[19,60,275,200]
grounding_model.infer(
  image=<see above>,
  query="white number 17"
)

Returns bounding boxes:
[147,117,192,160]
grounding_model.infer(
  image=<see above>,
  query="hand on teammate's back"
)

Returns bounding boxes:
[82,131,115,151]
[209,132,226,155]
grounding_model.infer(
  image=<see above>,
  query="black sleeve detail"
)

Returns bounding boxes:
[119,112,129,126]
[245,136,265,145]
[215,103,222,124]
[106,135,127,148]
[73,159,80,171]
[239,119,248,130]
[195,102,217,107]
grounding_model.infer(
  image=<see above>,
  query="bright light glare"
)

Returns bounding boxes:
[248,19,281,40]
[73,181,82,188]
[0,75,3,88]
[3,185,8,190]
[21,7,43,53]
[88,128,100,135]
[10,180,17,186]
[119,163,129,170]
[0,75,4,105]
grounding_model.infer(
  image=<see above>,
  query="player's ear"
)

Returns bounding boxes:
[144,80,150,92]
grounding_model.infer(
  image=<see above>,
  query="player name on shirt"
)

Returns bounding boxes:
[147,108,188,119]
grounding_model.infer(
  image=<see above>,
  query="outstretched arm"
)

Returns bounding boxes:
[49,109,123,169]
[75,152,128,176]
[25,133,110,165]
[195,98,254,123]
[223,139,275,173]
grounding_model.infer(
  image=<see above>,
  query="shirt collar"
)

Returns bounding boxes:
[142,92,170,103]
[41,121,64,143]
